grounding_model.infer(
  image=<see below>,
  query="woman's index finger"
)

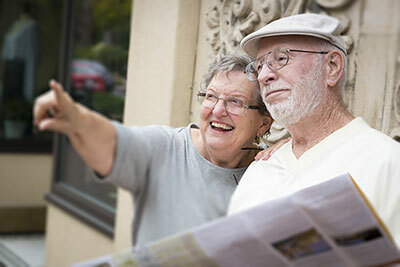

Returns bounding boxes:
[50,79,67,104]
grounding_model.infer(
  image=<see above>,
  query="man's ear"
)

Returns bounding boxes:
[326,50,345,87]
[258,115,273,137]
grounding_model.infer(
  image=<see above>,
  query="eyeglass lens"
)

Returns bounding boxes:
[198,93,246,115]
[245,48,289,82]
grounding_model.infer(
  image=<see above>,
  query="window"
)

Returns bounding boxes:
[0,0,63,153]
[46,0,132,237]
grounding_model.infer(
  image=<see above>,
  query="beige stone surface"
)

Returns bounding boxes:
[112,188,132,251]
[0,154,52,207]
[45,204,113,267]
[123,0,200,127]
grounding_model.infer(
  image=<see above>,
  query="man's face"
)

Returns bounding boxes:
[256,36,326,126]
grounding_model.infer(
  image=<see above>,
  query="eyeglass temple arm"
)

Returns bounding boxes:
[248,105,260,110]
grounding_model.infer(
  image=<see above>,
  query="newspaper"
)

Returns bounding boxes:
[73,173,400,267]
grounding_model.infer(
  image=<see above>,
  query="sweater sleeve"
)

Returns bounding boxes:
[91,121,176,195]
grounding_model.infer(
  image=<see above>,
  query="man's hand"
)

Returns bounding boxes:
[33,80,81,135]
[254,137,291,161]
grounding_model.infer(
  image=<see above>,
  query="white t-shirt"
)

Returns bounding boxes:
[228,117,400,247]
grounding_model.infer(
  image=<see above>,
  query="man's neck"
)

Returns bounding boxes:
[287,102,354,159]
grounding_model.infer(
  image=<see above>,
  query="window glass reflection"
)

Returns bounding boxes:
[69,0,130,121]
[0,1,62,143]
[59,0,132,211]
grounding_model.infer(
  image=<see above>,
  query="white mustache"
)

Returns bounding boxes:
[262,84,291,95]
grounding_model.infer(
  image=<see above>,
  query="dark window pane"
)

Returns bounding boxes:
[0,0,62,149]
[59,137,116,210]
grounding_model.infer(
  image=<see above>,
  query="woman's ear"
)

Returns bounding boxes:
[258,115,273,137]
[326,50,345,87]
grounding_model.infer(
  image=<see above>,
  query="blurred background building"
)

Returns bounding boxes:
[0,0,399,266]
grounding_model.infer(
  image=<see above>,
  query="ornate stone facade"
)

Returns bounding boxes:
[206,0,355,59]
[205,0,400,143]
[390,35,400,140]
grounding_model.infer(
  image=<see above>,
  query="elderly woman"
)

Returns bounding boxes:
[33,54,274,246]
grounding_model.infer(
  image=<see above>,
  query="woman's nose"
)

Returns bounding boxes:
[212,99,228,116]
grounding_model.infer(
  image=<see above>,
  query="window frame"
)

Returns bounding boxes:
[45,0,116,238]
[0,137,53,153]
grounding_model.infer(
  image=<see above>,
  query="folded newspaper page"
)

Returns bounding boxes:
[74,173,400,267]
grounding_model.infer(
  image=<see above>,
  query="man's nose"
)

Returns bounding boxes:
[257,64,278,85]
[212,99,228,116]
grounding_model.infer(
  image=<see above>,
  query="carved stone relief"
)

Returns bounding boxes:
[206,0,355,59]
[205,0,356,143]
[390,53,400,141]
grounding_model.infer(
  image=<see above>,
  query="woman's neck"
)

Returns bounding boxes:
[190,128,256,169]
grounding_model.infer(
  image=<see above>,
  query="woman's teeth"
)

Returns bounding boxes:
[211,122,234,131]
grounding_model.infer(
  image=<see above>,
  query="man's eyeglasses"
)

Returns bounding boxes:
[245,48,329,82]
[197,91,261,115]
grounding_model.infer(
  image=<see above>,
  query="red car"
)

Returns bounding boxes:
[70,59,114,92]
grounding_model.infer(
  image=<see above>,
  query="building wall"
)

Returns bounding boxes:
[44,0,400,265]
[0,155,51,232]
[0,154,52,207]
[45,205,114,266]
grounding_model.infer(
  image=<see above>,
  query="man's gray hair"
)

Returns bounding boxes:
[307,39,348,94]
[202,53,268,115]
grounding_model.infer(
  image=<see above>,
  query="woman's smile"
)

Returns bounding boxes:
[210,121,234,132]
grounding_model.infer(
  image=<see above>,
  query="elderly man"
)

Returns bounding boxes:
[228,13,400,248]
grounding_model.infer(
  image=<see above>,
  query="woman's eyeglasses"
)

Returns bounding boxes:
[197,92,261,115]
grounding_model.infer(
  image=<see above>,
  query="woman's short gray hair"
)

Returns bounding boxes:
[202,53,268,115]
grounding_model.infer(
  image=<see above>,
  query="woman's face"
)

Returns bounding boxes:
[199,71,271,153]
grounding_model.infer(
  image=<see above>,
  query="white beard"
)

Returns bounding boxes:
[263,60,324,126]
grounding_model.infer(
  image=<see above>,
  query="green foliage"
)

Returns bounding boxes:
[91,0,132,48]
[72,0,132,78]
[74,42,128,75]
[91,91,125,121]
[93,43,128,67]
[74,46,94,60]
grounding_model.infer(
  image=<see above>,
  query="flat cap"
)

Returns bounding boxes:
[241,13,346,57]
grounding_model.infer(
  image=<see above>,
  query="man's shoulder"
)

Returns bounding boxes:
[359,126,400,153]
[245,148,287,175]
[339,125,400,169]
[339,118,400,151]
